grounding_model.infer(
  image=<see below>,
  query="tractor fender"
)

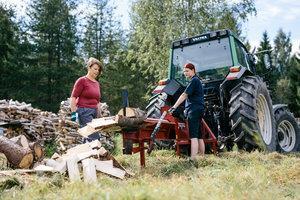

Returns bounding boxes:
[226,66,253,80]
[272,104,288,113]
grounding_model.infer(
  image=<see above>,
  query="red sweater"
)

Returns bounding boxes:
[71,76,101,108]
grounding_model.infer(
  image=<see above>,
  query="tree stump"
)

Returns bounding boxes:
[0,136,33,169]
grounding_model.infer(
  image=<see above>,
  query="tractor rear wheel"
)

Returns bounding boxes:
[146,92,168,118]
[229,76,277,151]
[274,108,300,152]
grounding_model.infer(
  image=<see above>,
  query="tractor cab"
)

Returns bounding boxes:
[170,29,255,85]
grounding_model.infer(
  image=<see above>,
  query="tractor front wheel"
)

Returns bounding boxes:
[229,76,277,151]
[146,92,168,118]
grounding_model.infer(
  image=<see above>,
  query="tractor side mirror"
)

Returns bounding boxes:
[247,54,255,65]
[263,54,272,70]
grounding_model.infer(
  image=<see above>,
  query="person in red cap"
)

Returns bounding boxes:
[168,63,205,159]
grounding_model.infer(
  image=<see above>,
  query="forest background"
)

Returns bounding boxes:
[0,0,299,116]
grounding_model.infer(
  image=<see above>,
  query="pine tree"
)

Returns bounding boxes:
[27,0,79,111]
[256,31,272,75]
[0,5,19,99]
[273,28,292,76]
[288,50,300,116]
[273,29,293,104]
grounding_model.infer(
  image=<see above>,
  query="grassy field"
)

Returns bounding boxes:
[0,137,300,200]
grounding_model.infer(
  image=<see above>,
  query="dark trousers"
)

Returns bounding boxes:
[186,109,204,139]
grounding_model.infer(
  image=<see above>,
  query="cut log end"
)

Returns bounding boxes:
[19,153,34,169]
[29,142,44,161]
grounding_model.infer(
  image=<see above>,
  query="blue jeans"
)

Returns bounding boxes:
[77,107,97,127]
[77,107,99,142]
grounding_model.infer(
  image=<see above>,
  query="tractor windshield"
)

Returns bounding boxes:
[172,37,232,84]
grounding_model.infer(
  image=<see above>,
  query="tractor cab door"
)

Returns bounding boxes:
[234,39,255,73]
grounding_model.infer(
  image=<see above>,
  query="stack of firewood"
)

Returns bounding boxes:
[0,99,82,152]
[0,99,114,153]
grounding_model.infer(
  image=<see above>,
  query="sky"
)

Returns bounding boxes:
[1,0,299,53]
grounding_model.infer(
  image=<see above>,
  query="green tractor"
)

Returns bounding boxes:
[146,29,300,153]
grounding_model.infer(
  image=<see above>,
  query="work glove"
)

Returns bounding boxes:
[71,112,78,122]
[168,107,176,115]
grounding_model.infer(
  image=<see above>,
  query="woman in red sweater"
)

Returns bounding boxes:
[70,57,103,128]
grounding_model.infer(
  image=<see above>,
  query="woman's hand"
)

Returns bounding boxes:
[70,97,78,112]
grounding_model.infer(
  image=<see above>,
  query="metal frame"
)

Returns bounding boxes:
[121,111,217,167]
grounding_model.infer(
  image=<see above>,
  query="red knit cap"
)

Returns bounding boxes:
[184,63,195,71]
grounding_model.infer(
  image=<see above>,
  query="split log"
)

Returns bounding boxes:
[77,149,98,161]
[45,159,67,173]
[117,107,146,118]
[88,116,116,129]
[66,155,80,182]
[10,135,29,149]
[93,159,125,179]
[82,158,97,183]
[0,136,33,169]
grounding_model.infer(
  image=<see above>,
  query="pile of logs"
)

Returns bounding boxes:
[0,99,145,179]
[0,99,114,153]
[0,99,81,152]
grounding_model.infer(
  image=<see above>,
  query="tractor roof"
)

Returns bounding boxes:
[172,29,242,49]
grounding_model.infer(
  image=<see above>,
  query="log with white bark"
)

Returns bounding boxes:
[66,155,80,182]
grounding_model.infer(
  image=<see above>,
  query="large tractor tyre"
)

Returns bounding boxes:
[229,76,277,151]
[146,92,168,118]
[274,108,300,152]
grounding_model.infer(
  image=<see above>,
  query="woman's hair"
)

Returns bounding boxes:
[86,57,103,72]
[184,63,195,71]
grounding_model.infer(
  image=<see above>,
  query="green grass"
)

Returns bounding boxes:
[1,142,300,200]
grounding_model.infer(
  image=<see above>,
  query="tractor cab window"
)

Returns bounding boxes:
[172,37,233,85]
[235,40,250,69]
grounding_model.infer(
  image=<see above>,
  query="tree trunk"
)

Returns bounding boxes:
[0,136,33,169]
